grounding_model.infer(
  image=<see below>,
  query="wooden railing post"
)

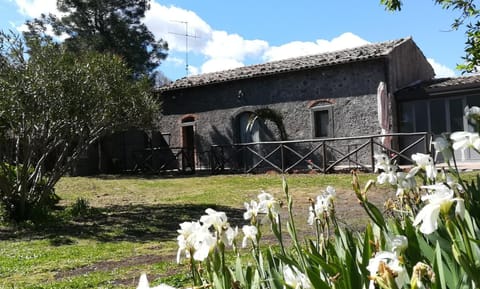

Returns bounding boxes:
[322,140,327,172]
[425,133,430,154]
[370,137,375,172]
[281,143,285,173]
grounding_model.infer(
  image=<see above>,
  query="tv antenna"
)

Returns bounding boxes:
[169,21,199,76]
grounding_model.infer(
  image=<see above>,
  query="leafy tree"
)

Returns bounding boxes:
[0,31,159,221]
[25,0,168,78]
[380,0,480,72]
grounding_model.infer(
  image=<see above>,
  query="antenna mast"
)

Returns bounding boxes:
[169,21,199,76]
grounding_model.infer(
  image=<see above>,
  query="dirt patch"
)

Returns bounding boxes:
[55,254,174,280]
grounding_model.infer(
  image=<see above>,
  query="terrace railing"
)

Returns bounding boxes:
[210,132,431,174]
[132,147,197,174]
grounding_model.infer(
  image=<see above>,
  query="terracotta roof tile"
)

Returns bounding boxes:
[159,37,410,91]
[395,74,480,101]
[426,74,480,89]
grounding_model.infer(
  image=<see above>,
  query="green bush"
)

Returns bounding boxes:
[67,197,93,218]
[0,163,59,222]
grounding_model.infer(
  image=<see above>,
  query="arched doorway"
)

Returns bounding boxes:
[238,111,262,143]
[236,111,269,171]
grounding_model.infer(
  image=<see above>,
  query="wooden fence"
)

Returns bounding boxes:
[209,132,430,174]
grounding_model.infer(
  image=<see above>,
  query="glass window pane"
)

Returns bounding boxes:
[467,95,480,107]
[449,98,464,131]
[430,99,446,134]
[414,101,428,132]
[314,110,329,137]
[399,102,414,132]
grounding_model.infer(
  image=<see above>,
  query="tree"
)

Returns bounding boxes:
[25,0,168,78]
[0,31,159,221]
[380,0,480,72]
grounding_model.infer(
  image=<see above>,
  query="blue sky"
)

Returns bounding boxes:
[0,0,468,81]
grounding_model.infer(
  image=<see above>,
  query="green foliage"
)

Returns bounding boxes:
[0,162,59,221]
[0,30,159,221]
[25,0,168,78]
[380,0,480,73]
[67,197,92,218]
[247,108,288,141]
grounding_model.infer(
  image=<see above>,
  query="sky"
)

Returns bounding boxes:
[0,0,470,81]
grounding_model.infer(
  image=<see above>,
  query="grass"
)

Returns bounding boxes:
[0,172,386,288]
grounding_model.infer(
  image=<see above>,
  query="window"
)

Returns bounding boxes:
[429,99,446,134]
[314,110,329,137]
[311,104,332,138]
[399,95,480,134]
[399,102,414,132]
[449,98,464,131]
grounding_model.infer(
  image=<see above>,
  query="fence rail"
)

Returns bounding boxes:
[128,133,430,174]
[210,132,431,174]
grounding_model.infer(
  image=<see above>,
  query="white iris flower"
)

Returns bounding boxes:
[307,186,336,225]
[367,251,406,289]
[176,221,202,263]
[450,132,480,160]
[191,226,216,261]
[200,208,228,233]
[241,225,258,248]
[257,191,280,222]
[283,266,312,289]
[244,199,260,220]
[377,164,398,185]
[413,183,465,234]
[374,153,391,173]
[395,172,416,196]
[407,153,437,181]
[223,225,239,247]
[464,105,480,122]
[432,136,452,162]
[137,273,176,289]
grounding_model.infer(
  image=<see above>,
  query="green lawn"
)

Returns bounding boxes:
[0,173,384,288]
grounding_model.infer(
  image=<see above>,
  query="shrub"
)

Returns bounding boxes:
[0,162,59,222]
[67,197,92,218]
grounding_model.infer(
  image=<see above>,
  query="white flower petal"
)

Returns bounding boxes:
[418,205,440,235]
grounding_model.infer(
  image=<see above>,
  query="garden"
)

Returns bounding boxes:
[0,173,387,288]
[2,140,480,289]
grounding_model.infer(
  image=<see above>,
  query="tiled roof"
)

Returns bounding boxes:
[395,74,480,100]
[159,37,411,91]
[426,74,480,90]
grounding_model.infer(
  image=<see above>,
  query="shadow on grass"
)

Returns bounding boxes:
[0,203,245,244]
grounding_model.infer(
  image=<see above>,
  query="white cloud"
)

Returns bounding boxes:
[427,58,457,78]
[202,31,268,60]
[166,56,185,67]
[144,2,269,75]
[14,0,57,17]
[145,2,211,52]
[263,32,370,62]
[188,65,200,76]
[201,58,244,74]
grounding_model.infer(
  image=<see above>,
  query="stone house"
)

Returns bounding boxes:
[156,37,434,172]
